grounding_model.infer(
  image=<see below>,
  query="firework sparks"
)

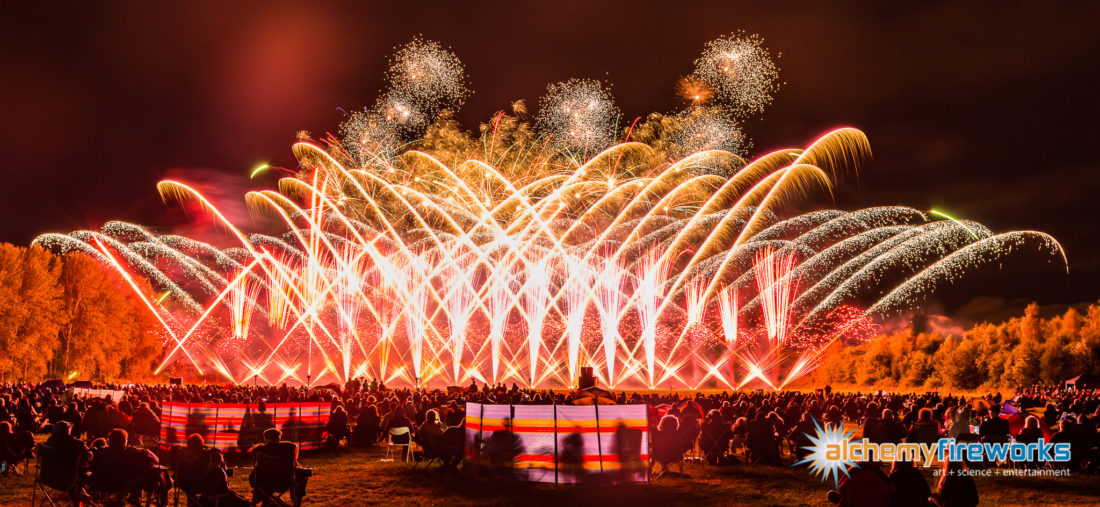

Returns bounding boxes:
[536,78,620,152]
[668,108,746,159]
[755,246,800,347]
[676,76,713,105]
[692,32,780,117]
[634,248,670,387]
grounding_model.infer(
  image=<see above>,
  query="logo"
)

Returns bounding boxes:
[793,417,1072,485]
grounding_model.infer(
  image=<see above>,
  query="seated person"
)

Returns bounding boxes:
[382,406,413,460]
[39,421,91,497]
[173,434,249,507]
[826,461,896,507]
[790,413,817,461]
[352,405,380,446]
[0,420,35,474]
[89,429,171,504]
[978,405,1010,443]
[889,460,932,507]
[746,413,780,465]
[651,415,684,473]
[250,428,309,507]
[417,409,444,443]
[930,460,978,507]
[131,402,161,445]
[324,406,350,447]
[699,410,732,465]
[906,408,941,446]
[416,409,460,468]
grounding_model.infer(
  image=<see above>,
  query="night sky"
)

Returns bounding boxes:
[1,2,1097,307]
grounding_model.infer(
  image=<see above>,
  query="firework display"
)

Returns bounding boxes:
[34,35,1066,390]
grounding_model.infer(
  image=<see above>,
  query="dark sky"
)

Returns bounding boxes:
[1,2,1098,305]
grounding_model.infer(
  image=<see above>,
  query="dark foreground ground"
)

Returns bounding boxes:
[2,442,1098,506]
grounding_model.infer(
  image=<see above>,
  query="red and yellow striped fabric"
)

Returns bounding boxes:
[159,401,330,452]
[465,403,649,483]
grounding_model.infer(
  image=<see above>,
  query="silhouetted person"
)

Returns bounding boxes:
[325,405,350,447]
[353,404,380,446]
[131,402,161,444]
[614,420,643,481]
[699,410,732,465]
[62,402,83,438]
[41,421,91,501]
[826,461,896,507]
[746,412,780,465]
[89,429,171,505]
[867,409,906,444]
[978,405,1010,441]
[185,408,210,444]
[1050,419,1080,470]
[0,420,34,471]
[559,430,586,482]
[237,405,259,451]
[907,408,941,446]
[250,428,309,507]
[281,408,301,444]
[485,418,524,480]
[930,460,978,507]
[651,415,684,475]
[790,413,817,461]
[174,433,249,507]
[83,400,109,440]
[253,402,275,436]
[888,461,931,507]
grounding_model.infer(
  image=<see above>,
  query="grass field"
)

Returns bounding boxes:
[3,442,1098,506]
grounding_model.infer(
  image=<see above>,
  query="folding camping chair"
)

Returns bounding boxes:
[251,450,310,507]
[1,454,30,478]
[86,455,169,507]
[411,434,444,469]
[1,429,34,478]
[650,436,685,479]
[382,427,411,463]
[682,434,704,464]
[171,447,240,507]
[31,443,84,507]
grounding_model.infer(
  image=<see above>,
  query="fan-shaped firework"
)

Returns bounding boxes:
[35,128,1065,390]
[34,38,1065,390]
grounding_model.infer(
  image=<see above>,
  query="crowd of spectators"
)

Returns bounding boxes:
[0,380,1097,506]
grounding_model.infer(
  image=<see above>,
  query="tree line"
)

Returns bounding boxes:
[812,302,1100,390]
[0,243,161,382]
